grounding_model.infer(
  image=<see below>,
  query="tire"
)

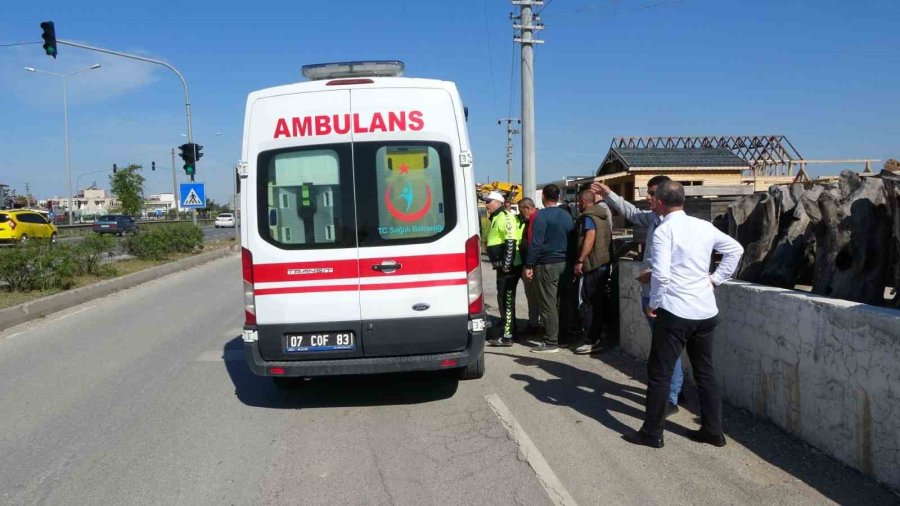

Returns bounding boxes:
[459,353,485,380]
[50,232,58,244]
[18,234,28,245]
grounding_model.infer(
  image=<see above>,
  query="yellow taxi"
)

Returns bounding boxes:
[0,209,59,245]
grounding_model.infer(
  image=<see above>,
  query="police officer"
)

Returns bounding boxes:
[484,191,523,347]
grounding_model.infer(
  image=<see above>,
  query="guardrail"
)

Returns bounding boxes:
[56,219,214,230]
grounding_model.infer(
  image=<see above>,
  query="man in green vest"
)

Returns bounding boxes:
[484,191,523,347]
[573,189,613,354]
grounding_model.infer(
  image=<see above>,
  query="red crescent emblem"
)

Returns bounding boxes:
[384,184,433,222]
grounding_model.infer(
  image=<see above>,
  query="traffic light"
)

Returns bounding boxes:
[113,163,118,174]
[178,143,196,178]
[40,21,57,59]
[195,144,203,161]
[151,161,156,171]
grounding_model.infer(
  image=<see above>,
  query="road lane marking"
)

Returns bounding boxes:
[484,393,578,506]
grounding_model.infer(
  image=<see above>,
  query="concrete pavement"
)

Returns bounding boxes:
[0,257,895,505]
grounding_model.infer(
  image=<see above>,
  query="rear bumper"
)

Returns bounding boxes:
[243,326,485,377]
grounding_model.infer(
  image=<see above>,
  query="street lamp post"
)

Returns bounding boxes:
[25,64,101,225]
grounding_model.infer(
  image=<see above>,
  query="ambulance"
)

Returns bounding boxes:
[238,61,486,384]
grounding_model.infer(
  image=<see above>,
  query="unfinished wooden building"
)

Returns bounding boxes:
[595,145,751,202]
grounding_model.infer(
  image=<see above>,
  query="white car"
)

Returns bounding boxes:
[215,213,236,228]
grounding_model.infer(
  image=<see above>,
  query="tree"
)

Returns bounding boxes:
[204,198,229,214]
[109,164,145,217]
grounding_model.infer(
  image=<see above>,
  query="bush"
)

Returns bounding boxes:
[125,223,204,260]
[73,234,117,276]
[0,242,76,291]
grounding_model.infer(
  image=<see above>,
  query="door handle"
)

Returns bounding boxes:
[371,260,402,273]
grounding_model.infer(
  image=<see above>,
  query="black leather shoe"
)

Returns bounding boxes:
[622,430,664,448]
[487,337,512,347]
[665,402,680,418]
[686,429,726,447]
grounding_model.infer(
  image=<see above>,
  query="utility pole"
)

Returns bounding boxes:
[497,118,521,182]
[171,148,178,220]
[512,1,543,200]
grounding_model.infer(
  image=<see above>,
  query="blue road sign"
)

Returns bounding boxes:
[180,183,206,209]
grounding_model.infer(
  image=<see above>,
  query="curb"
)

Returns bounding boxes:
[0,245,240,331]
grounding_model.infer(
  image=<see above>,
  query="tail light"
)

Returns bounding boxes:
[242,247,256,325]
[326,78,374,86]
[465,234,483,315]
[8,219,16,230]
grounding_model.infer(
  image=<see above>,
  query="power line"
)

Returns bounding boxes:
[507,27,520,117]
[545,0,683,24]
[0,41,40,47]
[481,0,500,117]
[535,0,554,15]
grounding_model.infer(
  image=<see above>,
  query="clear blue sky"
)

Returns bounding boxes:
[2,0,898,204]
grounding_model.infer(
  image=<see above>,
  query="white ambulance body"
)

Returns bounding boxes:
[239,61,485,382]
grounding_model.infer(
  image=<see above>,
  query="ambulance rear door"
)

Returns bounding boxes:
[350,87,470,357]
[247,89,363,361]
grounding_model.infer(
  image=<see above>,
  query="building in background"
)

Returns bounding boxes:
[143,193,179,218]
[50,186,119,221]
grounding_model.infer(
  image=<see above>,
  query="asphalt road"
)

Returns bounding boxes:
[0,256,895,505]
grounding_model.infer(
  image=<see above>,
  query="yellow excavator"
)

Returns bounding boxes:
[475,181,524,204]
[476,181,524,242]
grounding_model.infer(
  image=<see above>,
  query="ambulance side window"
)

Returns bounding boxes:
[354,141,456,246]
[256,144,355,249]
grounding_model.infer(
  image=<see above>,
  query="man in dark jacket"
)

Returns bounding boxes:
[573,189,612,354]
[523,185,574,353]
[518,198,541,335]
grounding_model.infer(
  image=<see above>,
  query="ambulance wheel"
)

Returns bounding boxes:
[459,354,485,380]
[272,376,303,390]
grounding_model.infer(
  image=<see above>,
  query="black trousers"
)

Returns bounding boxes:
[558,265,580,342]
[642,308,721,438]
[496,267,522,338]
[578,265,610,344]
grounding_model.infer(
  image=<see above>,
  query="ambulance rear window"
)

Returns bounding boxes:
[354,141,456,245]
[256,144,356,250]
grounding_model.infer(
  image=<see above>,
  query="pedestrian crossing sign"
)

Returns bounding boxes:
[180,183,206,209]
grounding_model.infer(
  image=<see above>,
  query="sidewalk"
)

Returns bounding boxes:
[479,261,899,504]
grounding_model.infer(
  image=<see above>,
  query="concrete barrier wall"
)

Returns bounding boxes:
[617,259,900,490]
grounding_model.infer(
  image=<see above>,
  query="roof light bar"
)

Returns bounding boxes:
[302,60,404,81]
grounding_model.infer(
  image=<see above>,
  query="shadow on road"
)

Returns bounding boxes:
[223,337,460,409]
[586,349,900,505]
[486,350,675,438]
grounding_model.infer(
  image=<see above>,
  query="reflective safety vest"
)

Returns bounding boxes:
[486,209,523,268]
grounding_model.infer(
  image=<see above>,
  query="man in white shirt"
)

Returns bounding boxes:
[622,181,744,449]
[592,176,685,417]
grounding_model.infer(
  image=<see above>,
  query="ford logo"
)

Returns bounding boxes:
[412,303,430,312]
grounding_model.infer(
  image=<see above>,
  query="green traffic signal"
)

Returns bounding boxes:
[40,21,57,59]
[184,164,196,176]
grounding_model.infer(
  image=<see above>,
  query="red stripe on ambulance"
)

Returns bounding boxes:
[252,252,466,283]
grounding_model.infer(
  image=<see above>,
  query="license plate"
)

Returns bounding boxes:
[284,332,355,352]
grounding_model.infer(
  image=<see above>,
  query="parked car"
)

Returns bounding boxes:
[92,215,138,236]
[214,213,236,228]
[0,209,58,244]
